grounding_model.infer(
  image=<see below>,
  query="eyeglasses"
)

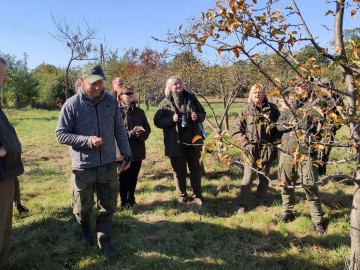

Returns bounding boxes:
[122,92,134,96]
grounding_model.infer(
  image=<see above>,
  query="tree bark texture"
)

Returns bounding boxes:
[350,186,360,270]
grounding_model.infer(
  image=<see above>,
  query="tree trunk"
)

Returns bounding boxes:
[332,2,360,265]
[350,185,360,270]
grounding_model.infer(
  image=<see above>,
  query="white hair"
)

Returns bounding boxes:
[248,83,264,103]
[164,76,183,96]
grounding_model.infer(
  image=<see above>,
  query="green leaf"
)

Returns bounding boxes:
[270,29,286,37]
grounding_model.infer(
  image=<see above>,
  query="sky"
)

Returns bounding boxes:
[1,1,358,70]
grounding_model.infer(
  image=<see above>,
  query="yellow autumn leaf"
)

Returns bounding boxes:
[328,112,338,119]
[221,130,232,137]
[220,145,228,152]
[298,154,305,163]
[243,155,251,163]
[187,33,198,41]
[227,19,236,30]
[297,130,306,140]
[256,159,263,169]
[292,146,299,165]
[314,144,325,150]
[221,154,231,167]
[192,135,203,144]
[275,180,285,187]
[274,77,282,83]
[267,88,281,97]
[205,144,213,153]
[266,124,275,134]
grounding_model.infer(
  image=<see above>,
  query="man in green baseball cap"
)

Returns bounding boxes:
[57,63,131,260]
[81,64,106,83]
[80,64,106,100]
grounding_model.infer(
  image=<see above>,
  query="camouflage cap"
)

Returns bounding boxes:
[81,64,106,84]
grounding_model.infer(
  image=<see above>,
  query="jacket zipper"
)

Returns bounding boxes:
[95,104,102,164]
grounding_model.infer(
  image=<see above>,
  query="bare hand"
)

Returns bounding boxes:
[133,126,144,138]
[191,112,197,121]
[0,146,6,157]
[122,161,131,171]
[117,163,124,176]
[173,113,179,122]
[91,136,103,148]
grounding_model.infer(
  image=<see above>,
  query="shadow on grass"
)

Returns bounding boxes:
[113,216,348,270]
[10,175,353,270]
[10,202,350,270]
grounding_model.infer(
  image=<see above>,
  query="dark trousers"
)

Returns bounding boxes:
[170,145,202,198]
[119,161,142,205]
[13,176,21,205]
[0,176,14,269]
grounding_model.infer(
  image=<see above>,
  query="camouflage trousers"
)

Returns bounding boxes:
[70,162,119,224]
[278,152,324,224]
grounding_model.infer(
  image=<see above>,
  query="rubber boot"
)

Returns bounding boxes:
[15,203,29,214]
[96,214,121,260]
[80,218,94,247]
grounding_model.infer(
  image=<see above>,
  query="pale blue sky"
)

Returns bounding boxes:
[1,1,358,69]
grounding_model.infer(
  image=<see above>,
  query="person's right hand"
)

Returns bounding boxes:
[0,146,6,157]
[173,113,179,122]
[91,136,103,148]
[122,161,131,171]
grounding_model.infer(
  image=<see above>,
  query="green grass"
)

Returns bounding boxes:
[7,105,356,269]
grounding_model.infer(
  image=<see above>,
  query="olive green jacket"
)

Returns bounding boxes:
[232,98,280,165]
[277,99,323,157]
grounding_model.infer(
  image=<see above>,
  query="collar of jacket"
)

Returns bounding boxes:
[167,90,195,104]
[79,88,105,105]
[250,97,270,111]
[120,101,135,113]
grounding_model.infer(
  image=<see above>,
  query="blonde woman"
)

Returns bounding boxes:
[233,84,281,214]
[154,76,206,205]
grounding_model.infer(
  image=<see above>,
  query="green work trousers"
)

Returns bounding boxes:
[279,153,324,224]
[238,162,270,207]
[71,162,119,224]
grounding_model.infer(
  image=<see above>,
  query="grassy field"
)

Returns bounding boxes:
[7,104,355,270]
